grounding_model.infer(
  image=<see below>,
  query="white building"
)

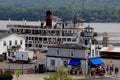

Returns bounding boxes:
[0,32,25,60]
[46,26,104,75]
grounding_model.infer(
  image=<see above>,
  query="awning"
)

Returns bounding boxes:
[89,58,104,66]
[68,59,80,66]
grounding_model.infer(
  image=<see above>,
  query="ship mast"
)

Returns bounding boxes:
[70,0,85,27]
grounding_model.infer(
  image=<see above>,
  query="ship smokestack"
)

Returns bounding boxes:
[46,10,52,28]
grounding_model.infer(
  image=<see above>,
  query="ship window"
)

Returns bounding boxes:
[57,49,60,55]
[67,38,71,41]
[9,41,12,46]
[8,51,10,56]
[20,40,22,45]
[17,29,19,32]
[15,40,17,45]
[11,29,14,32]
[32,37,34,40]
[43,45,48,47]
[57,31,60,35]
[39,37,42,41]
[63,60,68,67]
[95,49,98,55]
[3,41,6,46]
[36,44,38,47]
[29,37,31,40]
[25,44,28,47]
[12,52,14,57]
[39,44,42,48]
[85,39,88,45]
[26,37,28,40]
[44,38,47,41]
[65,23,68,25]
[92,40,94,45]
[28,44,32,47]
[48,38,51,41]
[51,59,55,66]
[92,49,94,56]
[34,30,38,34]
[35,37,38,40]
[57,38,61,41]
[62,38,66,41]
[72,38,76,42]
[71,50,74,56]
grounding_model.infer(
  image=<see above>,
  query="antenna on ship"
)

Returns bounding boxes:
[9,18,11,21]
[78,0,85,26]
[72,0,77,27]
[78,0,85,23]
[72,0,75,19]
[81,0,84,21]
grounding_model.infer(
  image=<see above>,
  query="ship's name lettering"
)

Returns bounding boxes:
[43,41,63,44]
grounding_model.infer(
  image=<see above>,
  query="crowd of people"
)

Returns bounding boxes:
[106,64,119,77]
[88,64,119,77]
[69,64,119,78]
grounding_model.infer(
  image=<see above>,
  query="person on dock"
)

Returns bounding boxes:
[114,66,119,77]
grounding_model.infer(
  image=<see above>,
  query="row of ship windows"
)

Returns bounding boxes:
[3,40,23,46]
[26,37,77,42]
[11,29,77,33]
[11,29,78,37]
[25,44,42,48]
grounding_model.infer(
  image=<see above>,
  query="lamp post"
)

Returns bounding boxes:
[22,54,23,74]
[85,50,90,77]
[87,51,90,76]
[8,65,10,71]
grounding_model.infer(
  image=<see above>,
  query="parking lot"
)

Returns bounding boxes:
[0,52,46,74]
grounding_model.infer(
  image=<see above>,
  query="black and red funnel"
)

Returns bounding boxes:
[46,10,52,27]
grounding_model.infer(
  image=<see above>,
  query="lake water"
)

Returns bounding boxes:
[84,23,120,33]
[0,20,120,33]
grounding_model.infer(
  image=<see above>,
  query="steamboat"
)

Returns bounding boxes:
[7,10,86,51]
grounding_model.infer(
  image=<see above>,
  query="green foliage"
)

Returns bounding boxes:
[0,6,120,22]
[0,0,120,8]
[0,0,120,22]
[44,65,72,80]
[0,74,13,80]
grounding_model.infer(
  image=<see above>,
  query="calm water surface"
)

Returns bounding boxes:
[0,20,120,33]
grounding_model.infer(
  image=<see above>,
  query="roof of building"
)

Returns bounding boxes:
[100,46,120,53]
[48,43,89,50]
[85,25,93,29]
[0,32,12,39]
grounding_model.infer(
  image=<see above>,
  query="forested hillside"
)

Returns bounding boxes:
[0,0,120,22]
[0,0,120,8]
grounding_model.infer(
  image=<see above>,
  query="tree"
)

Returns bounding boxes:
[44,65,72,80]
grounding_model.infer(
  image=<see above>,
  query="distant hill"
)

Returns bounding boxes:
[0,0,120,8]
[0,0,119,22]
